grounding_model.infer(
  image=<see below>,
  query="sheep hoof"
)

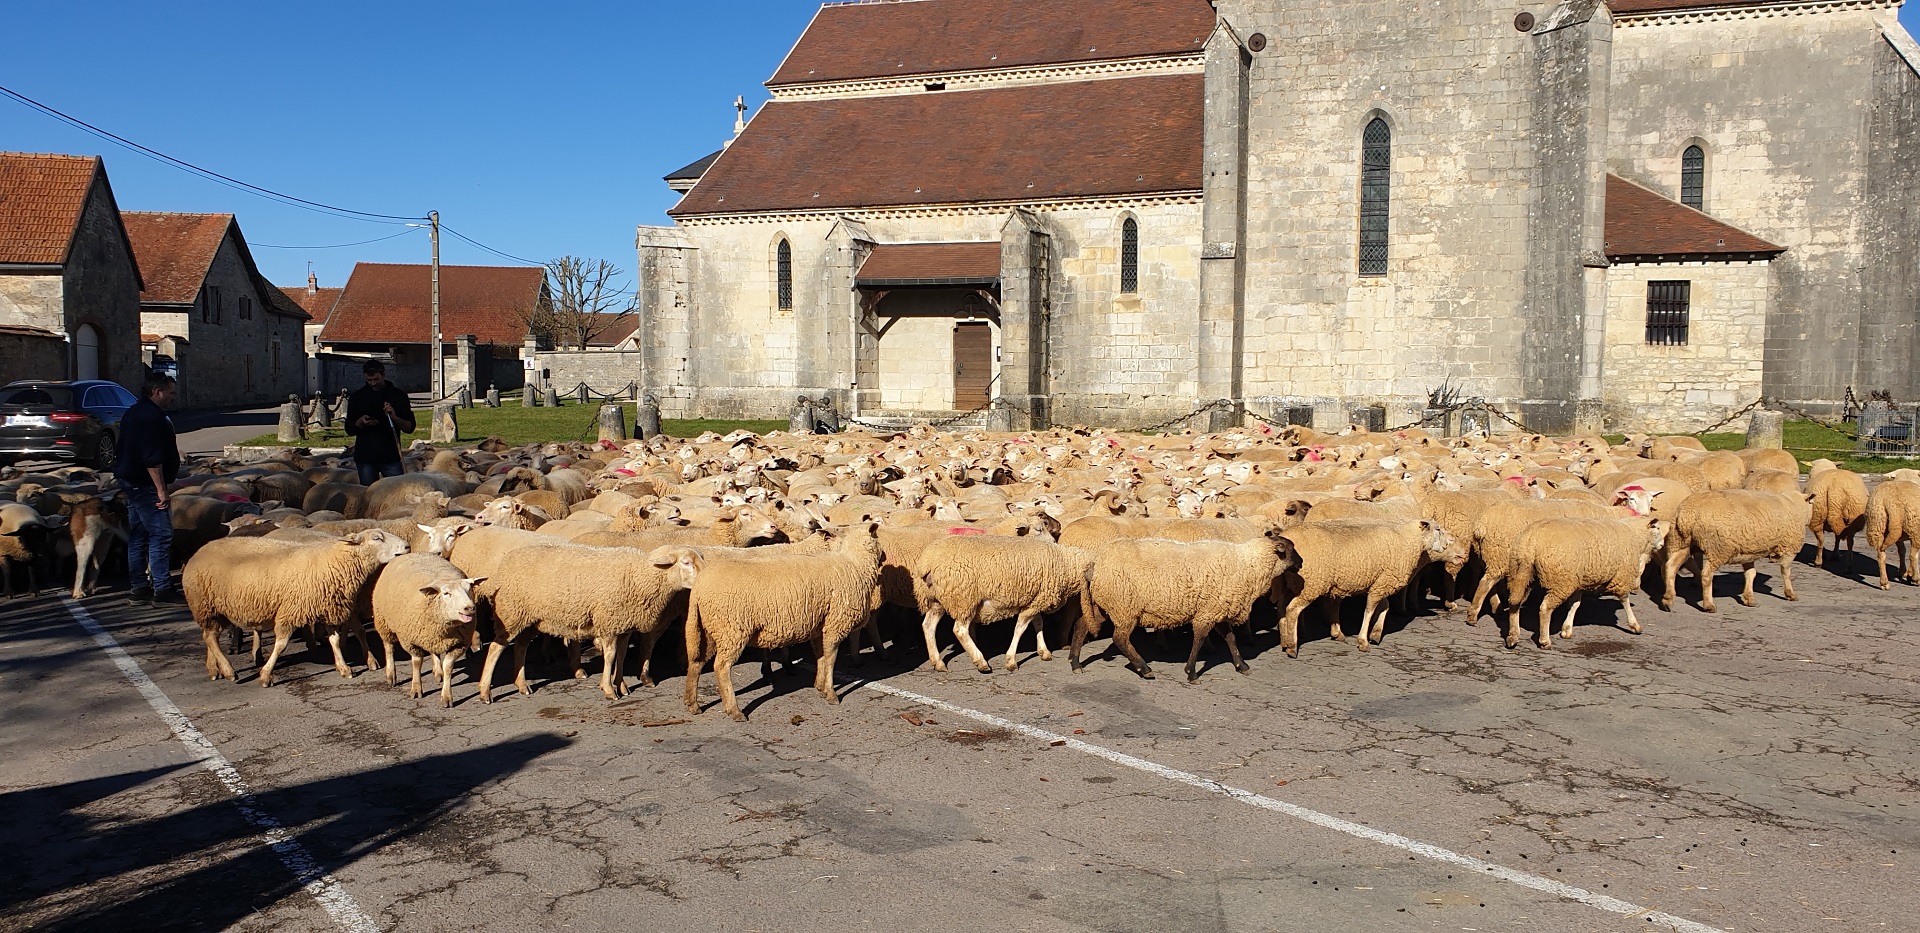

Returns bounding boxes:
[1284,647,1298,659]
[931,661,949,673]
[1700,604,1717,614]
[1739,596,1757,608]
[441,696,453,709]
[1003,662,1019,672]
[728,709,747,723]
[1037,650,1053,661]
[972,663,992,674]
[1133,666,1155,680]
[1783,591,1799,602]
[1185,672,1200,683]
[1504,636,1519,649]
[1879,582,1891,591]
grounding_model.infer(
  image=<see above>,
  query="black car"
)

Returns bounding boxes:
[0,380,138,469]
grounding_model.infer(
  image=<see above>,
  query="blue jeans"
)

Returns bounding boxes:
[356,459,404,486]
[123,483,173,593]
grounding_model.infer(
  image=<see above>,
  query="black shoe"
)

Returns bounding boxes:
[128,587,153,607]
[152,589,186,606]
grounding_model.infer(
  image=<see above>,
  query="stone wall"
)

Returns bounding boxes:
[535,350,645,398]
[1600,261,1770,432]
[60,173,142,387]
[1608,7,1909,413]
[0,274,61,333]
[1216,0,1544,421]
[1863,26,1920,403]
[146,229,307,409]
[0,330,70,383]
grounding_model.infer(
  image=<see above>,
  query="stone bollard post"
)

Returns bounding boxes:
[635,394,662,440]
[814,395,841,433]
[789,396,815,434]
[1745,408,1786,450]
[276,395,304,442]
[485,385,500,408]
[578,384,593,405]
[523,383,537,407]
[317,393,336,429]
[596,403,627,443]
[431,402,458,444]
[456,383,472,409]
[985,406,1015,433]
[543,385,560,408]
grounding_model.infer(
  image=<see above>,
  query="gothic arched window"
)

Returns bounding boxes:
[1681,145,1705,211]
[776,238,793,311]
[1120,217,1139,294]
[1359,118,1391,276]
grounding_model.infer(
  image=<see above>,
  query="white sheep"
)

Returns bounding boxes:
[184,530,410,686]
[1504,516,1670,649]
[914,535,1095,673]
[1273,519,1453,657]
[370,553,484,706]
[652,522,883,721]
[1805,461,1867,570]
[1864,478,1920,589]
[1660,489,1814,612]
[1071,528,1299,681]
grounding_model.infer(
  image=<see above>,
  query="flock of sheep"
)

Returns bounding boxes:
[7,420,1919,721]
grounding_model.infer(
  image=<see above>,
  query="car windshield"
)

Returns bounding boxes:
[0,386,73,408]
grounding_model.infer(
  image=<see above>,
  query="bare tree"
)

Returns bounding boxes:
[526,256,635,349]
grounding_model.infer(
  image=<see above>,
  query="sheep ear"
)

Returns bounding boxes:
[419,585,441,597]
[418,523,435,534]
[466,577,487,588]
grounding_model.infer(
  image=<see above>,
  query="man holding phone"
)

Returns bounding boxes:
[345,359,416,484]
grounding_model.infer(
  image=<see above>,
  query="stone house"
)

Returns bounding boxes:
[640,0,1920,433]
[281,271,343,358]
[123,212,310,409]
[316,262,546,394]
[0,152,144,387]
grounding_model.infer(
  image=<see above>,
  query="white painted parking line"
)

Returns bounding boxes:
[64,600,382,933]
[861,679,1727,933]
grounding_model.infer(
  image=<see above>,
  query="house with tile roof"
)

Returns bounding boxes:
[122,212,309,409]
[316,262,546,393]
[640,0,1920,433]
[0,152,144,387]
[280,271,344,366]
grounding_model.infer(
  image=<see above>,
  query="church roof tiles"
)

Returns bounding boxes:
[669,74,1203,216]
[768,0,1216,87]
[1603,174,1784,261]
[856,242,1003,286]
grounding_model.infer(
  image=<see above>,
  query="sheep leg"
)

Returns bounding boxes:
[383,636,400,687]
[920,607,950,672]
[348,618,377,667]
[813,633,842,704]
[71,534,94,599]
[1110,618,1154,679]
[598,633,629,701]
[1778,551,1798,601]
[438,651,457,708]
[1903,539,1916,584]
[323,626,354,680]
[408,649,426,699]
[199,623,236,682]
[1557,595,1583,642]
[1368,587,1395,645]
[1280,595,1313,659]
[683,603,708,713]
[1660,545,1688,611]
[1618,593,1644,635]
[478,636,516,704]
[1737,562,1759,608]
[1877,544,1892,590]
[1324,596,1346,642]
[567,640,586,680]
[1351,597,1380,652]
[949,605,993,674]
[711,642,750,722]
[1004,607,1044,672]
[1813,530,1828,567]
[1696,556,1723,613]
[511,639,534,697]
[1464,575,1500,626]
[635,628,663,688]
[1220,623,1250,675]
[1536,593,1566,649]
[258,626,295,688]
[249,630,263,667]
[1183,624,1208,683]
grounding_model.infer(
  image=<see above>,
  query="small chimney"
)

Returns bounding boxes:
[306,271,318,296]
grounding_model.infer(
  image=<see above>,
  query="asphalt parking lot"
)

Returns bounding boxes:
[2,541,1916,933]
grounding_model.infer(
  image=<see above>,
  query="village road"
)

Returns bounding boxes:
[2,542,1916,933]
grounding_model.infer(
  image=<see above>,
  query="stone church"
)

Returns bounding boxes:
[637,0,1920,434]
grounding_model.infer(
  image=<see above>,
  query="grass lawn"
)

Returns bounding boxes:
[1606,420,1915,474]
[238,400,788,448]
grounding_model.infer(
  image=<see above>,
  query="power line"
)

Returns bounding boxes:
[0,82,427,224]
[440,224,546,267]
[251,228,423,250]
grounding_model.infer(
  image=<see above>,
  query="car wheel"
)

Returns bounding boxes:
[91,431,116,471]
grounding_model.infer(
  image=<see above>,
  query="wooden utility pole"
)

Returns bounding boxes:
[429,210,442,401]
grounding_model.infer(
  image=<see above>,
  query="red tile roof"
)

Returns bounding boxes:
[0,152,100,265]
[121,212,231,304]
[856,242,1002,285]
[671,74,1203,216]
[1607,0,1778,14]
[281,284,343,323]
[1604,175,1784,260]
[769,0,1215,87]
[584,312,641,347]
[320,262,545,346]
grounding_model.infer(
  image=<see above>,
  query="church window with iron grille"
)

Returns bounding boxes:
[1681,146,1705,211]
[1359,118,1391,276]
[776,239,793,311]
[1120,217,1139,294]
[1646,280,1691,346]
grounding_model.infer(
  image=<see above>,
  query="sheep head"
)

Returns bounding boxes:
[419,577,483,627]
[648,545,703,590]
[418,519,478,557]
[344,529,410,563]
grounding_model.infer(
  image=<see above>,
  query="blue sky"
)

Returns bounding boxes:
[6,1,1919,290]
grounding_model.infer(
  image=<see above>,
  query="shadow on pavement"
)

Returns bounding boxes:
[0,733,570,931]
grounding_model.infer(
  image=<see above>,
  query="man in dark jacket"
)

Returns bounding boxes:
[345,360,416,484]
[115,372,181,606]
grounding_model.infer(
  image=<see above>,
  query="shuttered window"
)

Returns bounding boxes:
[1646,280,1691,346]
[776,239,793,311]
[1359,118,1391,276]
[1681,146,1705,211]
[1120,217,1139,294]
